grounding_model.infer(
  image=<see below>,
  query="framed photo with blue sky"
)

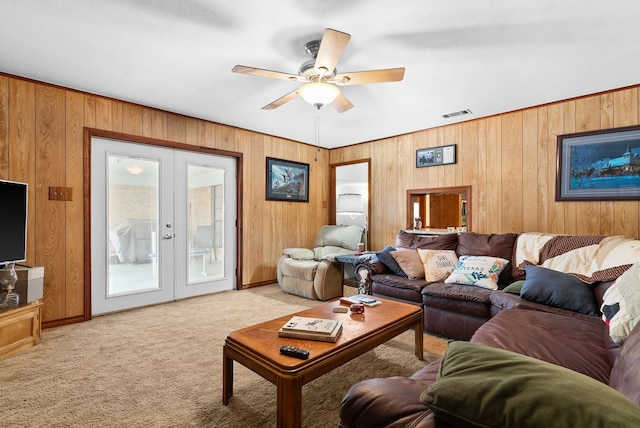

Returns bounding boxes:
[556,125,640,201]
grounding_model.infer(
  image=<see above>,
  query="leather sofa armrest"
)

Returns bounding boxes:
[282,247,314,260]
[340,376,440,428]
[490,291,523,315]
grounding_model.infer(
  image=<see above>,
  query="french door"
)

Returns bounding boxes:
[91,137,236,315]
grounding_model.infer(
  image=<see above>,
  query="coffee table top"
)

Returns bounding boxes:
[224,297,422,372]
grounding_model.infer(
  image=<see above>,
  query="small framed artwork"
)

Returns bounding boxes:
[266,157,310,202]
[416,144,456,168]
[556,125,640,201]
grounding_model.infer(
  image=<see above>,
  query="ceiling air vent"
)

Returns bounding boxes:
[442,109,472,119]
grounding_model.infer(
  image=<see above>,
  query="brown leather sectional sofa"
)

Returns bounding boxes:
[341,231,640,427]
[340,281,640,427]
[355,231,518,340]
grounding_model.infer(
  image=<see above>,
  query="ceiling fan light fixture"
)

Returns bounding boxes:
[298,82,340,108]
[126,164,144,175]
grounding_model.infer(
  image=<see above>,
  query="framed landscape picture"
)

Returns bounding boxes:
[266,157,309,202]
[416,144,456,168]
[556,125,640,201]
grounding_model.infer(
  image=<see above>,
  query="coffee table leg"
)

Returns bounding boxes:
[222,346,233,404]
[277,376,303,428]
[415,319,424,360]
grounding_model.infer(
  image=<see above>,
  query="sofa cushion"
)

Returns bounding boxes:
[520,265,599,316]
[418,249,458,282]
[376,245,407,277]
[372,275,426,304]
[313,224,363,250]
[457,232,518,284]
[421,341,640,428]
[395,230,458,250]
[444,255,509,290]
[391,249,424,280]
[423,281,493,304]
[471,307,612,383]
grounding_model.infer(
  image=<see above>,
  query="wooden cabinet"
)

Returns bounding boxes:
[0,301,42,361]
[429,194,463,228]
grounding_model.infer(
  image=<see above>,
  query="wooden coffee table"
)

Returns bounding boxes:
[222,297,423,428]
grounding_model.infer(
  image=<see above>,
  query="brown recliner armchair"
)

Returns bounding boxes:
[277,225,364,301]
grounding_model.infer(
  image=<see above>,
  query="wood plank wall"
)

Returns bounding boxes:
[1,71,639,327]
[0,74,329,327]
[330,86,640,250]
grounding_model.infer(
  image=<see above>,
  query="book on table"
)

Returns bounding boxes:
[278,316,343,342]
[339,294,382,307]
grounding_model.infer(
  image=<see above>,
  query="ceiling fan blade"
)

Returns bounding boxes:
[331,93,354,113]
[315,28,351,76]
[232,65,306,82]
[332,68,406,85]
[262,89,300,110]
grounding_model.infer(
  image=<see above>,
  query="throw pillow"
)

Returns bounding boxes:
[520,265,599,316]
[417,249,458,282]
[390,249,424,280]
[444,255,509,290]
[421,341,640,428]
[601,261,640,345]
[376,245,407,278]
[502,280,525,294]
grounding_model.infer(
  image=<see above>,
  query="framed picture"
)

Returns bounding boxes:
[266,157,310,202]
[416,144,456,168]
[556,125,640,201]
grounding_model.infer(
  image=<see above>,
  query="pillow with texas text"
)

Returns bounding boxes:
[444,255,509,290]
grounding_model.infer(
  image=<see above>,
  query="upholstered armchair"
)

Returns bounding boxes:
[277,225,364,301]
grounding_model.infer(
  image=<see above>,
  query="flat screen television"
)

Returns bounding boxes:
[0,179,28,267]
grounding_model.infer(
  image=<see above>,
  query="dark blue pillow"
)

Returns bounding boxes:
[521,265,599,316]
[376,245,408,278]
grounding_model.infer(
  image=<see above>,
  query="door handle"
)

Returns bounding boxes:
[162,234,174,240]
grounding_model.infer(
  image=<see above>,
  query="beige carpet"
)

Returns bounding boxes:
[0,285,446,427]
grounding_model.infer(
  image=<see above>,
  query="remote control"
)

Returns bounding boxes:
[279,345,309,360]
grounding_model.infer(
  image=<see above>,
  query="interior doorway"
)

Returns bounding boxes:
[330,160,370,250]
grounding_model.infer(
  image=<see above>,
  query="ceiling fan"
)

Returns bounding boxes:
[232,28,405,113]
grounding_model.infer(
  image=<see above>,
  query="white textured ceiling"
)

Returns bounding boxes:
[1,1,639,149]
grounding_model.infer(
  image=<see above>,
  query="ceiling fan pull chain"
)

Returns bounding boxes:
[314,115,320,161]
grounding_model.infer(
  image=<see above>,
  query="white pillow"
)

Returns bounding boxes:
[418,249,459,282]
[601,261,640,345]
[444,255,509,290]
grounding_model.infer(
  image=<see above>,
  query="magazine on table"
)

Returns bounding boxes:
[339,294,382,307]
[278,320,343,342]
[280,316,340,334]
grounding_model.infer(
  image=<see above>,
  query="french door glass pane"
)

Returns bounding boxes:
[187,164,225,285]
[107,155,160,297]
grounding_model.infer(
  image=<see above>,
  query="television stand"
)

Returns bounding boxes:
[0,301,42,361]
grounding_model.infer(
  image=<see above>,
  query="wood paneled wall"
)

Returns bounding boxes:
[0,74,329,327]
[330,86,640,251]
[2,71,639,327]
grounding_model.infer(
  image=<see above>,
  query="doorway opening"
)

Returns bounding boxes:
[330,160,370,250]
